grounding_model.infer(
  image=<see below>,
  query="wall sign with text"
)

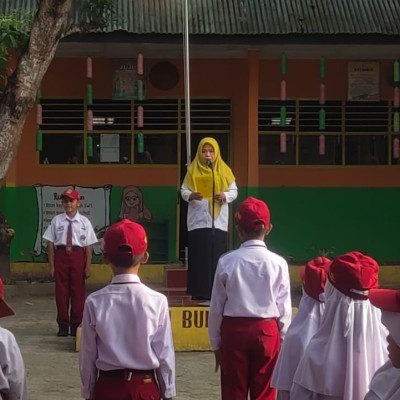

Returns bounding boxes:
[112,59,146,100]
[347,61,380,101]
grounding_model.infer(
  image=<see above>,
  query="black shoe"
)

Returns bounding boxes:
[70,326,78,337]
[57,326,69,337]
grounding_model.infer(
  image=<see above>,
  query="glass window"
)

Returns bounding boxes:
[87,134,132,164]
[259,99,394,166]
[40,133,84,164]
[345,135,388,165]
[258,134,296,165]
[299,134,342,165]
[134,134,177,164]
[39,98,232,166]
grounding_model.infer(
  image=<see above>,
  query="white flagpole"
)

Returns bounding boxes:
[183,0,191,167]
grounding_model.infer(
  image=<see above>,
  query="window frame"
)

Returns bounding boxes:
[38,97,232,167]
[258,99,396,166]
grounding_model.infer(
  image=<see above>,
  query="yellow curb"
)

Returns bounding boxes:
[170,307,211,351]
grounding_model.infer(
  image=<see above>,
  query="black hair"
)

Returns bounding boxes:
[106,245,144,268]
[237,225,268,240]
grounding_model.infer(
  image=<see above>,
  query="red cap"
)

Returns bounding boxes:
[328,251,379,300]
[235,197,270,231]
[61,187,80,201]
[300,257,330,301]
[369,289,400,313]
[104,219,148,257]
[0,278,15,318]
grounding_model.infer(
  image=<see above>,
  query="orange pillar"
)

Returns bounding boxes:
[246,50,260,197]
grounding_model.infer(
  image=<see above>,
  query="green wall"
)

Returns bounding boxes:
[235,187,400,263]
[2,185,400,264]
[0,186,178,264]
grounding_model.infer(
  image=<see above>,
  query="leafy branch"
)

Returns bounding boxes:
[0,0,119,92]
[0,9,35,88]
[81,0,118,30]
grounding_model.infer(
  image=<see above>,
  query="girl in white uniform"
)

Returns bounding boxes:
[365,288,400,400]
[291,251,388,400]
[271,256,330,400]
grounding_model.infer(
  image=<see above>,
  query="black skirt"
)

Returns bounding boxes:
[187,228,227,299]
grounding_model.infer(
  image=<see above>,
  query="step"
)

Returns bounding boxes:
[148,284,208,307]
[165,267,187,289]
[156,286,188,297]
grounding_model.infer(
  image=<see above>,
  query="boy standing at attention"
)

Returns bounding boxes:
[43,187,98,337]
[79,219,176,400]
[208,196,292,400]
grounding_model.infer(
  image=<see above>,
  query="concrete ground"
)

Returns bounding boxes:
[1,282,303,400]
[1,285,221,400]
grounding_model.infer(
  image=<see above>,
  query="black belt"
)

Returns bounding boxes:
[99,369,154,378]
[55,245,82,251]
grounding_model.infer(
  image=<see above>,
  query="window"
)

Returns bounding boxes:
[40,99,84,164]
[88,134,132,164]
[259,99,394,166]
[344,101,389,165]
[39,98,231,166]
[258,134,296,165]
[258,100,296,132]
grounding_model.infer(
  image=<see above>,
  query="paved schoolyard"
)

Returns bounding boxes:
[2,282,303,399]
[1,288,220,400]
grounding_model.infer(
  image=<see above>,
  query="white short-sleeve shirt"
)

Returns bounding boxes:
[42,211,98,247]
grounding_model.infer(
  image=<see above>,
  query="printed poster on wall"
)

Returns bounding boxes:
[347,61,380,101]
[34,185,111,255]
[112,59,145,100]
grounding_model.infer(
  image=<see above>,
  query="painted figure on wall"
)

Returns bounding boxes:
[119,185,152,225]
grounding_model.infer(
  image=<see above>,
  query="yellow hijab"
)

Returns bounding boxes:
[183,137,235,218]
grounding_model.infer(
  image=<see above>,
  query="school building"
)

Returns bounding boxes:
[2,0,400,281]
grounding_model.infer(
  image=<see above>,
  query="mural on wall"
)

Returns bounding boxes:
[34,185,111,256]
[118,185,152,225]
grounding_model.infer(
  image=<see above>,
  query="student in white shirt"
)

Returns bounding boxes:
[364,288,400,400]
[79,219,175,400]
[208,196,291,400]
[0,278,27,400]
[291,251,388,400]
[43,187,98,337]
[271,256,330,400]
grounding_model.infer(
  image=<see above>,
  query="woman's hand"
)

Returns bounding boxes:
[214,192,226,204]
[189,192,203,201]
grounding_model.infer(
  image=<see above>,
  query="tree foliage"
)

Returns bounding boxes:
[0,0,118,91]
[0,9,35,89]
[0,0,119,275]
[81,0,118,30]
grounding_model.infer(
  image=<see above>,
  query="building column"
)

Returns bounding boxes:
[245,50,260,197]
